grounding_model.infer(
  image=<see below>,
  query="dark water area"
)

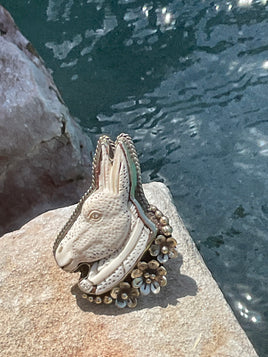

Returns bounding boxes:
[2,0,268,354]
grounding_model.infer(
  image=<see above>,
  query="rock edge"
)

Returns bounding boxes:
[0,182,257,357]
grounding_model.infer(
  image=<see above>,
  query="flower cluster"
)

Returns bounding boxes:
[131,260,167,295]
[149,235,178,263]
[111,282,139,308]
[148,205,178,263]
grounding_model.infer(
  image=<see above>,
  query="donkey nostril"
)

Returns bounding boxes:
[58,245,63,254]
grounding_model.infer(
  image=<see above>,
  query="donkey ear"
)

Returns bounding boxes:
[110,143,130,198]
[98,141,113,191]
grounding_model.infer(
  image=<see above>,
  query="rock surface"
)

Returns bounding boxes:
[0,182,257,357]
[0,6,93,235]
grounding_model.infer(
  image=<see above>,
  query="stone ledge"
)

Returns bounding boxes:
[0,182,257,356]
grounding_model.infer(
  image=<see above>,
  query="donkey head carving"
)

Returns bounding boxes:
[53,134,157,295]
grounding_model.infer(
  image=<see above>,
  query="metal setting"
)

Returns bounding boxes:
[53,133,178,308]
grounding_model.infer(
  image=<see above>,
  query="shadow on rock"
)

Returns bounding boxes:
[71,252,198,316]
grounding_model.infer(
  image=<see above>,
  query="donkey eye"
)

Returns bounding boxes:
[88,210,102,221]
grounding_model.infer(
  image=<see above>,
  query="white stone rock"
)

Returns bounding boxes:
[0,182,257,357]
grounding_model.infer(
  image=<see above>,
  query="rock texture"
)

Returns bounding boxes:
[0,6,93,235]
[0,182,257,357]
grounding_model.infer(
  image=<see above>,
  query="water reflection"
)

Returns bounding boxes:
[45,34,82,60]
[47,0,74,22]
[262,60,268,69]
[236,300,261,323]
[238,0,253,7]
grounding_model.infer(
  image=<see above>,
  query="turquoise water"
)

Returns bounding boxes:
[3,0,268,354]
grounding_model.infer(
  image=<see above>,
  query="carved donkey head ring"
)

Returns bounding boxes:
[53,134,178,308]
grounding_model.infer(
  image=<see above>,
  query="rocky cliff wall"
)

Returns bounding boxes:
[0,6,93,235]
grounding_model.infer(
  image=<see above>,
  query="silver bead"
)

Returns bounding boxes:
[149,205,157,212]
[162,225,173,236]
[160,216,169,225]
[95,296,102,304]
[103,296,113,304]
[161,246,169,254]
[155,210,163,219]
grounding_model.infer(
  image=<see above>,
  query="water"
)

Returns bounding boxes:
[2,0,268,355]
